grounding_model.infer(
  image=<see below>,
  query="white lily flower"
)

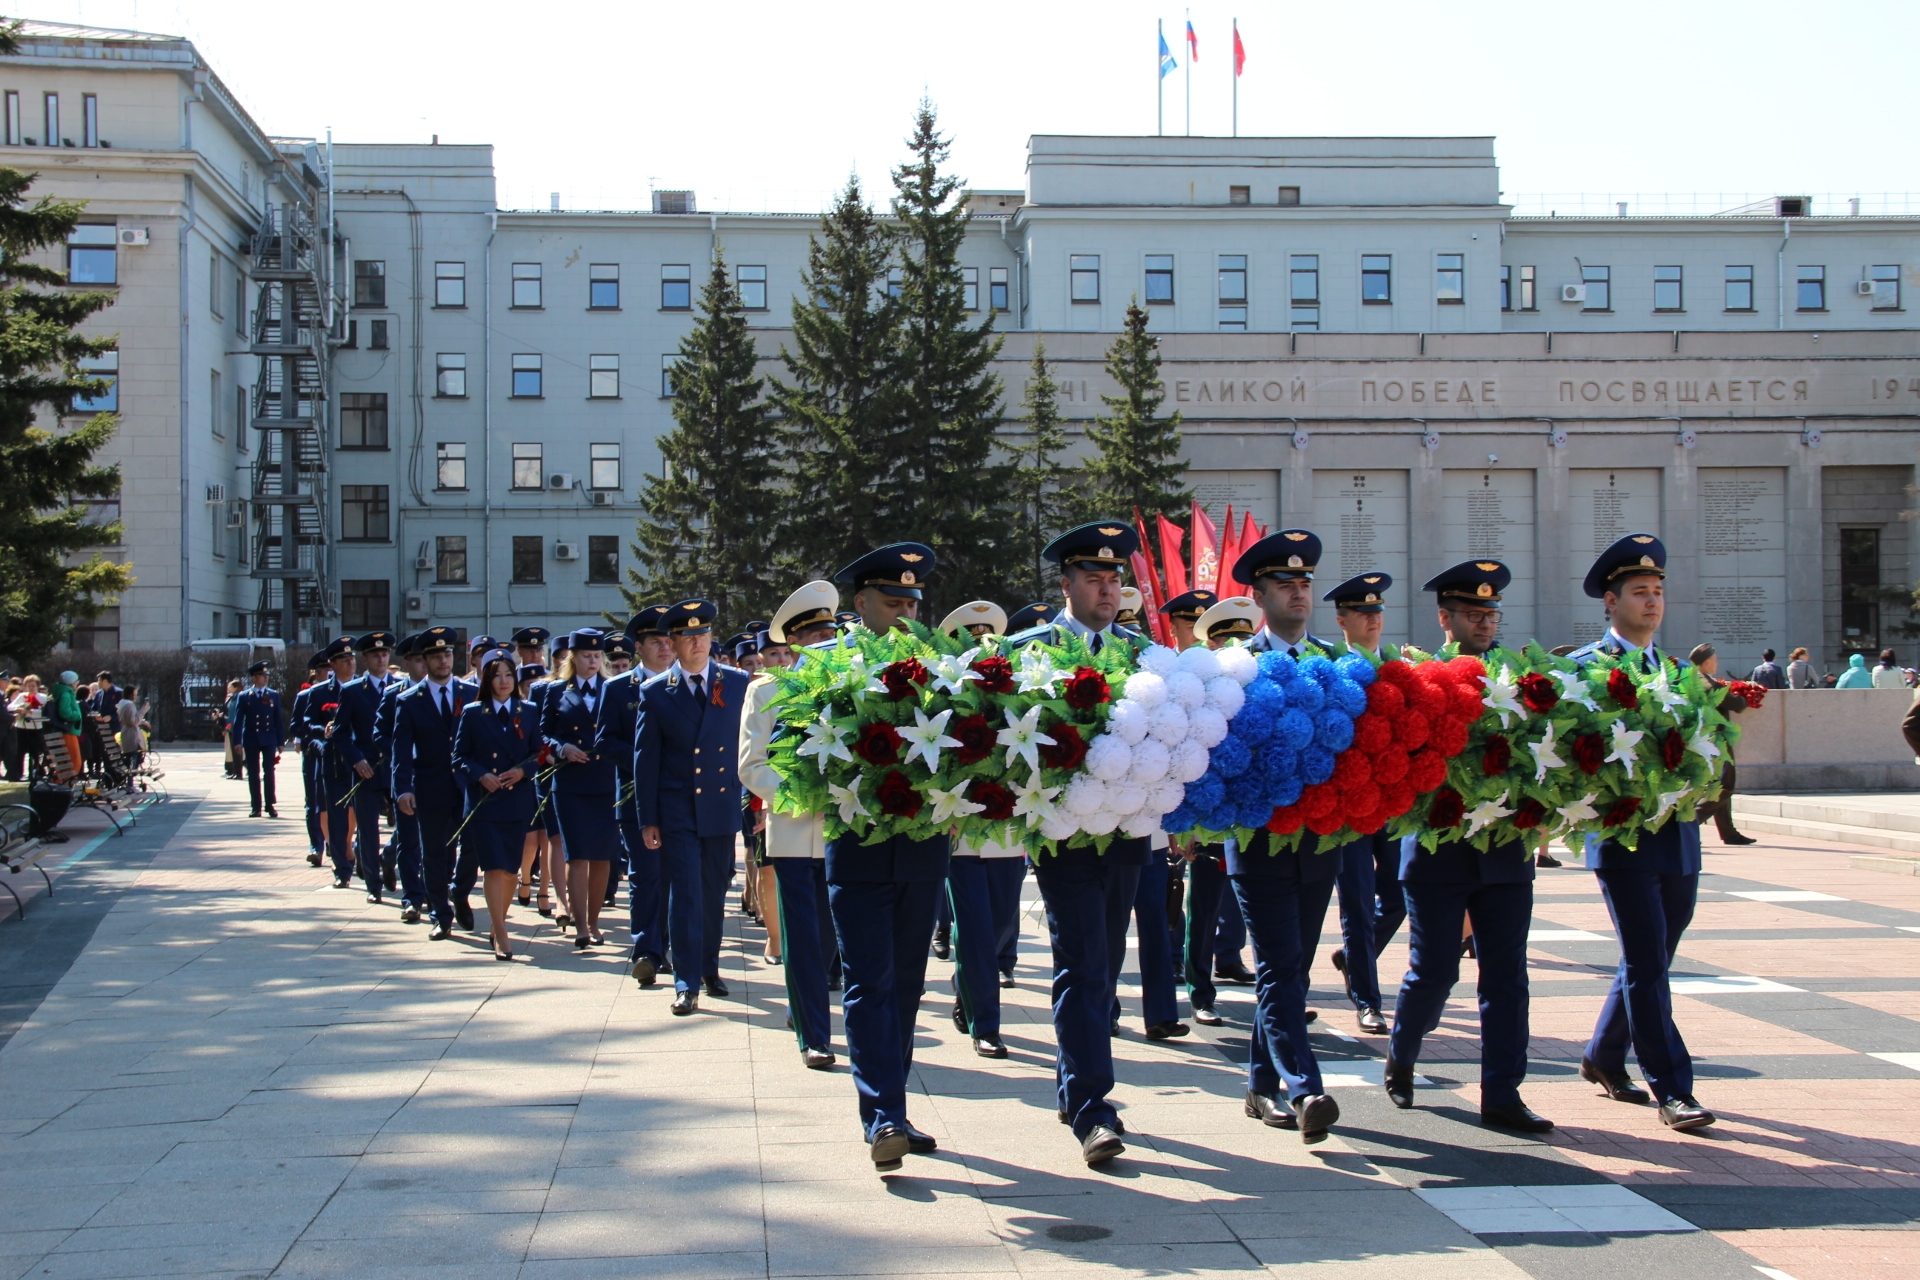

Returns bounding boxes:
[1560,793,1601,827]
[1604,720,1646,779]
[897,706,961,772]
[1650,787,1689,824]
[1529,722,1566,785]
[795,716,853,767]
[1464,797,1512,837]
[826,781,868,825]
[1011,771,1063,824]
[927,782,986,825]
[1481,668,1526,727]
[1017,650,1065,696]
[1685,729,1721,763]
[930,648,983,696]
[1644,668,1689,716]
[998,704,1056,775]
[1550,668,1602,712]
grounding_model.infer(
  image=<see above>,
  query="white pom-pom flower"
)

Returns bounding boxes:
[1039,813,1078,842]
[1147,701,1190,745]
[1169,738,1211,783]
[1166,670,1207,711]
[1078,807,1122,836]
[1204,676,1246,719]
[1139,645,1180,677]
[1148,780,1187,814]
[1084,733,1133,782]
[1127,736,1171,784]
[1120,810,1163,839]
[1187,704,1229,749]
[1107,699,1150,745]
[1215,646,1258,686]
[1177,645,1222,683]
[1106,780,1146,816]
[1063,773,1109,816]
[1122,670,1168,707]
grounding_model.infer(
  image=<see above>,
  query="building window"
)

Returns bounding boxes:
[435,353,467,397]
[68,606,120,650]
[1228,185,1250,205]
[661,354,677,398]
[737,264,766,310]
[511,535,543,584]
[589,354,619,399]
[1518,264,1537,311]
[661,264,692,310]
[67,225,117,285]
[1361,255,1392,304]
[209,253,224,318]
[73,351,117,412]
[1290,254,1320,329]
[1144,255,1174,304]
[1653,264,1683,312]
[1436,253,1464,304]
[434,261,466,307]
[340,485,390,542]
[989,267,1009,311]
[1725,265,1754,312]
[369,319,389,350]
[4,91,18,145]
[353,260,385,308]
[590,263,620,309]
[340,393,389,449]
[511,442,543,490]
[1871,264,1902,311]
[235,273,246,334]
[885,267,903,299]
[511,353,542,398]
[210,370,223,438]
[1581,264,1611,311]
[81,94,97,147]
[1796,265,1826,311]
[587,535,620,584]
[435,536,468,584]
[511,262,542,308]
[1070,255,1100,303]
[436,441,468,490]
[1499,266,1511,311]
[590,442,620,490]
[42,92,57,147]
[1840,527,1881,653]
[1277,186,1301,206]
[960,267,978,311]
[341,581,390,632]
[1218,254,1247,330]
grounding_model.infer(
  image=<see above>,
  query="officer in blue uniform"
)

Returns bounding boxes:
[1382,559,1552,1132]
[333,632,401,904]
[512,626,551,674]
[459,636,497,694]
[289,651,329,864]
[376,634,428,921]
[1159,587,1216,653]
[1004,522,1152,1166]
[1322,571,1396,1035]
[544,628,621,950]
[597,606,673,985]
[305,637,360,888]
[1004,601,1057,634]
[600,632,637,909]
[1223,531,1340,1143]
[392,627,473,940]
[1568,534,1714,1131]
[633,601,750,1014]
[235,660,283,818]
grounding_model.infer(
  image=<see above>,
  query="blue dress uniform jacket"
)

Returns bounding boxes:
[393,679,474,926]
[1225,831,1337,1102]
[452,697,543,826]
[334,671,402,896]
[541,676,619,860]
[234,687,283,749]
[595,668,664,962]
[289,682,324,854]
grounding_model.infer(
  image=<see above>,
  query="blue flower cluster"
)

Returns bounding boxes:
[1163,650,1378,836]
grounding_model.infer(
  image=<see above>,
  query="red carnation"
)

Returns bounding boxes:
[876,770,922,818]
[1307,809,1346,836]
[1407,675,1448,718]
[951,713,996,765]
[1449,682,1487,721]
[1661,728,1686,771]
[1518,673,1560,713]
[1428,787,1466,828]
[1350,808,1388,835]
[1299,783,1340,820]
[1406,748,1448,792]
[1601,795,1641,827]
[968,777,1016,822]
[881,658,931,701]
[1353,713,1395,755]
[1375,659,1415,687]
[1381,784,1417,817]
[1606,667,1639,709]
[1371,750,1409,786]
[1431,720,1470,758]
[970,654,1015,695]
[1332,751,1374,794]
[852,721,905,766]
[1366,682,1406,716]
[1062,665,1111,710]
[1267,804,1306,834]
[1397,710,1432,751]
[1447,655,1488,683]
[1037,721,1088,771]
[1725,679,1766,711]
[1571,732,1606,775]
[1512,797,1548,830]
[1482,734,1512,775]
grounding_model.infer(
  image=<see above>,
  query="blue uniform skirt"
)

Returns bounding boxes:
[541,780,563,836]
[555,791,619,862]
[470,817,529,874]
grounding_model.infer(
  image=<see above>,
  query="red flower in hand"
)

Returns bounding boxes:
[852,721,904,766]
[1482,734,1512,776]
[1428,787,1466,828]
[951,713,995,765]
[1037,721,1088,771]
[1571,732,1606,775]
[968,778,1015,822]
[1512,797,1548,830]
[875,770,922,819]
[1661,728,1686,770]
[1062,665,1111,710]
[1602,795,1641,827]
[881,658,931,701]
[1606,667,1639,709]
[970,655,1015,695]
[1518,673,1560,713]
[1725,679,1766,711]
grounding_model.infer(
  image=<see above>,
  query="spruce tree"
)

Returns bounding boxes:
[625,253,781,623]
[1074,300,1190,523]
[1009,341,1075,600]
[0,163,131,661]
[889,101,1010,606]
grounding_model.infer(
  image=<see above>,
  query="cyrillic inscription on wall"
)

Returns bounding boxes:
[1312,470,1409,645]
[1443,470,1537,648]
[1697,467,1786,664]
[1567,469,1662,641]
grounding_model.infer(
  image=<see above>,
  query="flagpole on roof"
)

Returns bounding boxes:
[1157,20,1164,137]
[1185,10,1192,137]
[1232,18,1239,138]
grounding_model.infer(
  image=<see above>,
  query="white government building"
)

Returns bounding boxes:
[10,20,1917,670]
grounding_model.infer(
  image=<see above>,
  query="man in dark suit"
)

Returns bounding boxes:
[598,606,672,984]
[378,634,428,921]
[333,632,401,904]
[289,651,329,865]
[633,600,750,1014]
[234,660,283,818]
[306,637,359,888]
[392,627,472,940]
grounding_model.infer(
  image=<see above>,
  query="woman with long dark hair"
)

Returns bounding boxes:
[541,629,620,950]
[453,650,542,960]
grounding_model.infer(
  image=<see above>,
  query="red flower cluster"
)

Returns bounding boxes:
[970,655,1015,695]
[852,721,904,766]
[1037,721,1088,771]
[1601,795,1641,827]
[1571,732,1606,774]
[880,658,931,701]
[1511,797,1548,830]
[1606,667,1639,709]
[876,770,921,818]
[1518,672,1560,713]
[1062,666,1111,710]
[1660,728,1686,771]
[967,778,1016,822]
[950,712,996,764]
[1482,734,1512,776]
[1725,679,1766,711]
[1427,787,1467,828]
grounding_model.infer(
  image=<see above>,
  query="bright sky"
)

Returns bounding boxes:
[33,0,1920,213]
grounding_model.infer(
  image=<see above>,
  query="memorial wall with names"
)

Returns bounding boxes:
[1696,466,1787,660]
[1313,470,1410,644]
[1565,469,1663,642]
[1186,470,1281,533]
[1442,470,1538,646]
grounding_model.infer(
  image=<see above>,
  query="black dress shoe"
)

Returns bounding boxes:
[658,959,674,974]
[973,1036,1007,1059]
[454,900,475,932]
[869,1123,912,1171]
[1329,948,1347,975]
[1535,851,1563,868]
[1720,832,1758,846]
[903,1122,937,1154]
[802,1045,835,1070]
[932,933,951,960]
[427,922,452,941]
[1081,1124,1125,1165]
[1192,1005,1223,1026]
[1214,961,1257,985]
[1482,1100,1555,1133]
[952,1001,968,1034]
[1304,1009,1317,1023]
[331,875,350,889]
[266,805,278,818]
[306,851,323,867]
[704,977,729,998]
[670,991,697,1016]
[400,905,421,924]
[1244,1090,1298,1128]
[1357,1007,1388,1035]
[1384,1057,1414,1109]
[1057,1108,1125,1135]
[1110,1020,1123,1037]
[365,890,383,904]
[1659,1095,1716,1130]
[1145,1020,1190,1041]
[631,957,658,988]
[1293,1093,1338,1144]
[1580,1057,1650,1104]
[998,970,1015,989]
[249,809,262,818]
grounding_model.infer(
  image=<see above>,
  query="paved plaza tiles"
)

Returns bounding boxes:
[0,747,1915,1280]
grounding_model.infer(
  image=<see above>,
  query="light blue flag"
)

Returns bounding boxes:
[1158,31,1176,78]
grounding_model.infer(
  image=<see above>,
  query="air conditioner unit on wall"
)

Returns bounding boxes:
[546,472,573,490]
[553,541,579,561]
[205,482,226,503]
[589,490,614,506]
[1560,284,1587,304]
[413,555,433,571]
[1856,280,1878,296]
[116,227,149,247]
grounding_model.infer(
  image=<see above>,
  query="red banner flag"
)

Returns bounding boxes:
[1234,21,1246,76]
[1215,504,1240,596]
[1238,510,1260,575]
[1131,508,1171,646]
[1190,500,1220,591]
[1155,513,1189,598]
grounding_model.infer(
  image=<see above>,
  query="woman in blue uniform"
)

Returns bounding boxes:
[453,650,542,961]
[543,629,620,950]
[514,661,552,911]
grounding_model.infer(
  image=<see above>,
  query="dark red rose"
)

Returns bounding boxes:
[1512,797,1548,830]
[1726,679,1766,711]
[968,777,1015,822]
[970,654,1015,695]
[1602,795,1641,827]
[1606,667,1639,709]
[1037,721,1088,771]
[1428,787,1466,828]
[1572,732,1606,775]
[1482,734,1512,776]
[881,658,931,701]
[852,721,904,766]
[951,713,995,764]
[1062,665,1111,710]
[1661,728,1686,770]
[875,770,922,819]
[1518,673,1560,713]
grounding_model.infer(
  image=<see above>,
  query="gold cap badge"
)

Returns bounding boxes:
[1477,583,1493,598]
[1287,555,1303,568]
[900,570,916,585]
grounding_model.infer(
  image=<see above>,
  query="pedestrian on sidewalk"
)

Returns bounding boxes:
[1836,653,1875,689]
[235,661,283,817]
[1748,649,1787,689]
[1687,644,1756,846]
[1785,647,1818,689]
[49,671,83,781]
[452,649,541,961]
